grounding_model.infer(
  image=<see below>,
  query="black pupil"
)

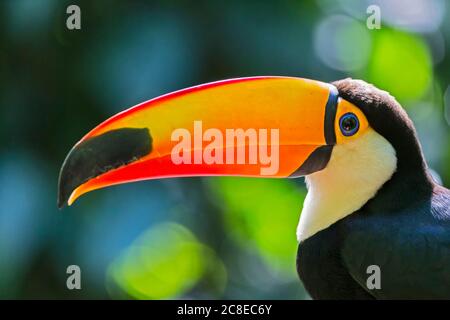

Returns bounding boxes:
[342,116,357,132]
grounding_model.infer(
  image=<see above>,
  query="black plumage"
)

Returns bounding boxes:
[297,79,450,299]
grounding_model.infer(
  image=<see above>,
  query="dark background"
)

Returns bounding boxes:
[0,0,449,299]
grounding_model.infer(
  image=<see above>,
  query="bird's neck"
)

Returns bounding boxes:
[297,129,398,242]
[296,126,436,243]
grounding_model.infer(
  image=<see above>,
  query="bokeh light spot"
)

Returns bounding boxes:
[376,0,445,33]
[314,15,371,72]
[108,223,216,299]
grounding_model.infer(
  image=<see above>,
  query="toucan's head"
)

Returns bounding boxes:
[58,77,431,239]
[295,78,433,241]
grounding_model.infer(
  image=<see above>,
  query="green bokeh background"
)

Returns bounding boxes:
[0,0,449,299]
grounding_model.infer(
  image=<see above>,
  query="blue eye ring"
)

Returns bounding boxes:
[339,113,359,136]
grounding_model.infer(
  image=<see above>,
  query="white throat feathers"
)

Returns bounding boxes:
[297,128,397,242]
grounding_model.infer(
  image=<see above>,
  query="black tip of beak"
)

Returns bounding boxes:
[57,128,152,209]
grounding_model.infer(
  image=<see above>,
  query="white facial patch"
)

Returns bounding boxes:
[296,128,397,242]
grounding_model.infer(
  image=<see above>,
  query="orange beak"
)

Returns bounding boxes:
[58,76,338,208]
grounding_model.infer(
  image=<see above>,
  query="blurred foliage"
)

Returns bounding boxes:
[367,29,432,102]
[0,0,449,299]
[211,178,304,275]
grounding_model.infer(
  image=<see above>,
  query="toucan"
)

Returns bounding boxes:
[58,77,450,299]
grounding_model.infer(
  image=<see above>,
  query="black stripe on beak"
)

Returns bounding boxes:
[57,128,152,208]
[324,85,339,145]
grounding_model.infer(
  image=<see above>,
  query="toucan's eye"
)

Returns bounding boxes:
[339,113,359,136]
